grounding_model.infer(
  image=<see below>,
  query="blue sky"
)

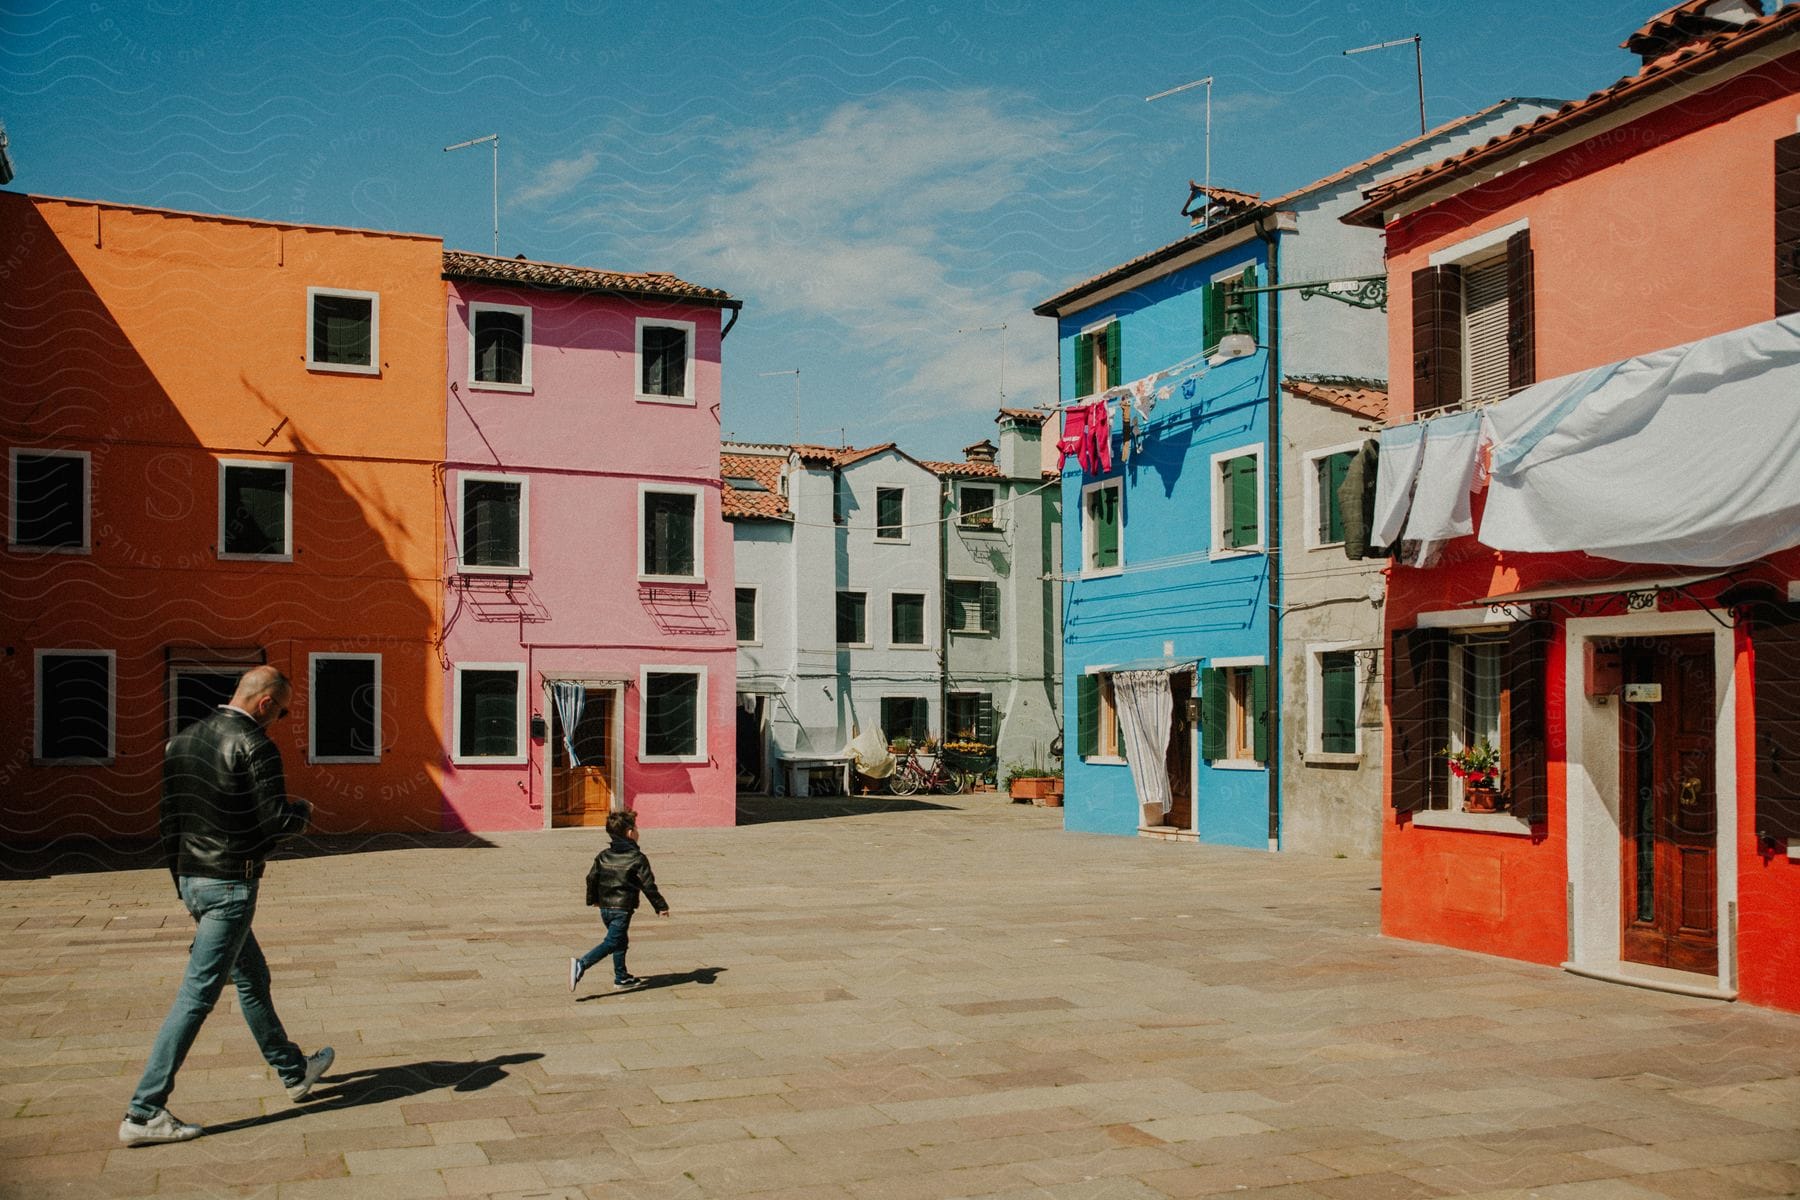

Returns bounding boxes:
[4,1,1660,457]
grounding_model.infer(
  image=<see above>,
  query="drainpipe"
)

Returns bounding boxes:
[939,478,951,746]
[1257,216,1283,852]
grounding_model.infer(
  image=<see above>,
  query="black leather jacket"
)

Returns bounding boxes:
[161,708,309,887]
[584,837,668,913]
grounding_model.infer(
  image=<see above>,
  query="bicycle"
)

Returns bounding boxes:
[887,745,966,796]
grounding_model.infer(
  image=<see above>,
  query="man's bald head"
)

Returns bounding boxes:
[232,666,291,726]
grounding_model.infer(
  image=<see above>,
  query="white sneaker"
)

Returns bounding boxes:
[119,1108,202,1145]
[570,957,584,993]
[286,1046,335,1101]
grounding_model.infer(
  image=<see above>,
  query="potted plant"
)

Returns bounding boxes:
[889,736,912,755]
[1444,738,1504,813]
[1006,763,1063,806]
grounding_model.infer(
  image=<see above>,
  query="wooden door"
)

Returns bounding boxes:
[1164,671,1193,830]
[551,688,615,828]
[1620,636,1717,974]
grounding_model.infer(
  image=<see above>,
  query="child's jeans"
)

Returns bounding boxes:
[577,908,633,981]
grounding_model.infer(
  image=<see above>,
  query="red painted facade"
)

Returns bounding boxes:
[1369,40,1800,1012]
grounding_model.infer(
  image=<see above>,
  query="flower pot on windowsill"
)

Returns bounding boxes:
[1463,785,1503,814]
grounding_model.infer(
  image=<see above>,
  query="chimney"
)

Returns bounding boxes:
[963,439,997,465]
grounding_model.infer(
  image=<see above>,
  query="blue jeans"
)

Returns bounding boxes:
[576,908,634,982]
[127,876,305,1119]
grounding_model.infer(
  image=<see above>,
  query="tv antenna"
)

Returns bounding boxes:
[957,322,1008,402]
[1343,35,1426,136]
[444,133,500,255]
[759,368,800,443]
[1147,75,1213,224]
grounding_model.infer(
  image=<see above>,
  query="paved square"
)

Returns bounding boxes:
[3,796,1798,1199]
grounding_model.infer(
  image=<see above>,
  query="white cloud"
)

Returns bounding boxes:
[515,149,601,207]
[663,91,1067,413]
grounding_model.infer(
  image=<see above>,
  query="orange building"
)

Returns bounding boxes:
[1343,2,1800,1012]
[1,194,448,841]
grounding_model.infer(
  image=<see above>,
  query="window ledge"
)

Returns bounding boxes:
[220,552,294,563]
[958,524,1004,534]
[306,362,380,376]
[461,566,531,578]
[1790,839,1800,861]
[1411,809,1533,836]
[1303,751,1363,767]
[310,755,382,766]
[1210,758,1265,772]
[7,543,90,555]
[1081,568,1122,580]
[640,754,707,765]
[1083,755,1129,767]
[1210,547,1265,561]
[450,755,528,767]
[874,537,911,545]
[950,628,997,637]
[636,393,697,406]
[889,644,932,651]
[638,574,704,586]
[468,380,533,394]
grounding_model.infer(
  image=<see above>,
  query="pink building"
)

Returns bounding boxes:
[438,251,742,830]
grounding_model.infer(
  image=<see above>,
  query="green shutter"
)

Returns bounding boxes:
[1200,668,1226,761]
[1324,453,1352,544]
[980,581,1000,634]
[1227,456,1259,549]
[1077,674,1099,759]
[976,695,995,743]
[1321,652,1356,753]
[1073,333,1094,396]
[1251,665,1270,763]
[1091,487,1119,569]
[1240,265,1260,342]
[1104,321,1121,385]
[1203,283,1223,351]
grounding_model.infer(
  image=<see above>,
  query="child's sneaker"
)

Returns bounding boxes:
[614,975,644,990]
[569,957,584,992]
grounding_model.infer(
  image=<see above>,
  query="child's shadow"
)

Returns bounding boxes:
[578,965,725,1001]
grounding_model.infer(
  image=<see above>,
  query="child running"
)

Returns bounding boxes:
[571,810,670,993]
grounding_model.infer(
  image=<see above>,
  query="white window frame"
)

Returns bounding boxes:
[308,652,382,765]
[456,471,530,576]
[735,586,761,647]
[873,485,907,543]
[34,648,115,764]
[1305,642,1368,762]
[836,589,871,649]
[305,287,380,375]
[1080,478,1123,579]
[1208,654,1266,771]
[451,662,527,766]
[957,482,999,530]
[1303,440,1362,551]
[1209,441,1265,559]
[217,458,293,563]
[635,317,697,406]
[467,301,533,393]
[8,447,91,554]
[638,665,708,764]
[889,590,930,649]
[1446,630,1507,813]
[637,483,704,583]
[1077,315,1117,394]
[1081,664,1127,765]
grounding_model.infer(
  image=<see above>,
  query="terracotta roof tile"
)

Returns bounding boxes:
[1283,376,1389,422]
[996,407,1054,425]
[1346,5,1800,225]
[922,460,1004,479]
[443,249,738,306]
[721,451,790,520]
[1178,183,1262,222]
[1624,0,1762,59]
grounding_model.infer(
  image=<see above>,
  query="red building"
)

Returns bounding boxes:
[1343,1,1800,1013]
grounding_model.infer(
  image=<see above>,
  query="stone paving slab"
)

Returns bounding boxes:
[2,794,1799,1199]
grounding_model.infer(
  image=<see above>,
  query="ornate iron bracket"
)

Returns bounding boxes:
[1238,274,1388,311]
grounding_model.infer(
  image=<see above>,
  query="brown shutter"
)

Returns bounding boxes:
[1506,230,1535,393]
[1504,618,1554,826]
[1752,602,1800,845]
[1777,134,1800,317]
[1410,266,1462,416]
[1390,627,1448,814]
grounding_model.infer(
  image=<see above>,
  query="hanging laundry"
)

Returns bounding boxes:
[1370,422,1426,548]
[1056,403,1091,470]
[1398,410,1483,566]
[1079,399,1112,474]
[1337,439,1385,561]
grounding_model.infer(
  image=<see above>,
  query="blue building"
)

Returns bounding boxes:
[1034,100,1560,850]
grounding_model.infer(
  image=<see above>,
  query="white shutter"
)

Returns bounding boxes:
[1462,257,1511,403]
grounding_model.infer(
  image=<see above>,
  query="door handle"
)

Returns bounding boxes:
[1679,776,1703,807]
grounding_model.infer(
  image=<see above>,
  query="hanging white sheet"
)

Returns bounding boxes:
[1370,421,1426,548]
[1397,410,1484,565]
[1478,315,1800,568]
[1112,669,1174,816]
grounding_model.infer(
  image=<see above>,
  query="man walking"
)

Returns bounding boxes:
[120,665,334,1146]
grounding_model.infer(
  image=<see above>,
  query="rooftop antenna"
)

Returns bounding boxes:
[443,133,500,255]
[1343,35,1426,136]
[759,368,800,442]
[1147,75,1213,225]
[957,322,1008,403]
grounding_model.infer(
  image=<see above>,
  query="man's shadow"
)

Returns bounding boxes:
[197,1052,543,1137]
[576,966,724,1003]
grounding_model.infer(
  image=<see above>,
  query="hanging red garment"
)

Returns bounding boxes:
[1079,399,1112,474]
[1056,404,1090,470]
